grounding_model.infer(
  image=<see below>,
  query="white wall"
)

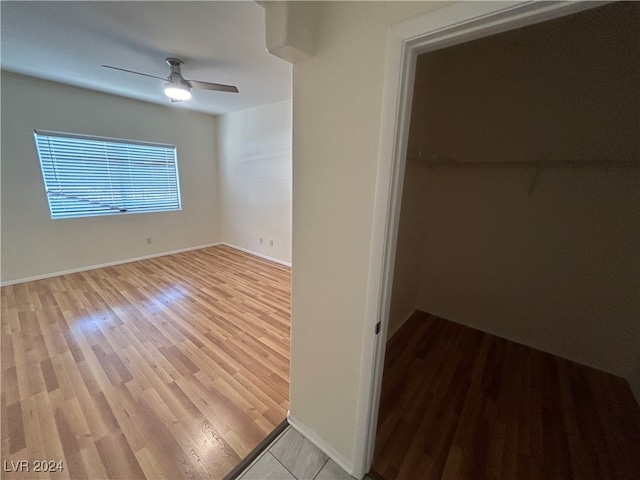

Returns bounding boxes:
[289,0,451,469]
[387,160,428,338]
[289,2,640,472]
[408,2,639,165]
[1,71,220,283]
[218,100,292,264]
[412,165,639,379]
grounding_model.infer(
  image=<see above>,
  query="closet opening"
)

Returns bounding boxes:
[369,2,640,479]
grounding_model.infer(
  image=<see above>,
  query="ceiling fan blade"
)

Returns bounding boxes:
[101,65,167,81]
[186,80,239,93]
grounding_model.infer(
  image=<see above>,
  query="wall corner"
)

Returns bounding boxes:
[261,1,316,64]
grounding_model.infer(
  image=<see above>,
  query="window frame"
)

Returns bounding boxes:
[34,129,182,220]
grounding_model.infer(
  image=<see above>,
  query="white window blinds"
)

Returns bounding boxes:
[34,130,181,219]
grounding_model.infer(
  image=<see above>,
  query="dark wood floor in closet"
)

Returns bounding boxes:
[371,311,640,480]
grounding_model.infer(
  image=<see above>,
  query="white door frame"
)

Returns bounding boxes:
[354,1,608,478]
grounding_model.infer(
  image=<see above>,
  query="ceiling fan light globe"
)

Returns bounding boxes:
[164,82,191,101]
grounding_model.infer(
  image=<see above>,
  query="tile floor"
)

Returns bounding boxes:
[236,426,372,480]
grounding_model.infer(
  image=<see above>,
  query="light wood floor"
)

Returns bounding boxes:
[1,245,291,479]
[371,311,640,480]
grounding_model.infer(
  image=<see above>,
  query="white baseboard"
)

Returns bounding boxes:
[221,242,291,267]
[0,242,223,286]
[287,411,354,477]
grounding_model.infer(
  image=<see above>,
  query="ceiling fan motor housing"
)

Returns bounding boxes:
[166,58,189,86]
[166,57,184,69]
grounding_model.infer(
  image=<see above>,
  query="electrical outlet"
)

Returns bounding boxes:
[260,238,263,244]
[270,240,274,247]
[146,237,152,244]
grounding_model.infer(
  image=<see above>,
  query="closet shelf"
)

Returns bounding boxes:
[406,156,639,168]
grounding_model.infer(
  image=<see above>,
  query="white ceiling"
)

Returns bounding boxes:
[0,1,292,116]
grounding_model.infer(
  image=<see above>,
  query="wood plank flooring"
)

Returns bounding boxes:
[1,245,291,479]
[371,311,640,480]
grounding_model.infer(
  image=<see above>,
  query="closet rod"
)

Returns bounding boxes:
[406,157,639,168]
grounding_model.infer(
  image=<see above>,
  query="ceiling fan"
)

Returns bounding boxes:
[101,57,239,102]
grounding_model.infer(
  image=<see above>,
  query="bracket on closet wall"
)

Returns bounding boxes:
[528,167,540,198]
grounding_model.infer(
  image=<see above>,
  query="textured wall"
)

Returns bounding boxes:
[1,72,219,282]
[218,100,292,264]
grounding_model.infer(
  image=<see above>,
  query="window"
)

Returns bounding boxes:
[34,130,181,219]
